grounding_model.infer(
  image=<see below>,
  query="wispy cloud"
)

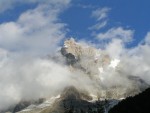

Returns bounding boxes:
[91,7,110,21]
[144,32,150,45]
[89,20,107,30]
[77,4,95,9]
[89,7,111,30]
[96,27,134,43]
[0,0,71,13]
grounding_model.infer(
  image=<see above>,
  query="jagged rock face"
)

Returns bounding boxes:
[61,38,111,77]
[60,38,149,99]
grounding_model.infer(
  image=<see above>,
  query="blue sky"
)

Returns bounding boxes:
[60,0,150,47]
[0,0,150,52]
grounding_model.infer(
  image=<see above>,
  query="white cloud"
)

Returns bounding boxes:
[91,7,110,21]
[0,1,71,55]
[89,20,107,30]
[89,7,110,30]
[93,31,150,92]
[103,31,150,85]
[0,0,72,110]
[0,55,73,110]
[144,32,150,45]
[105,39,124,58]
[119,44,150,84]
[96,27,134,42]
[77,4,95,9]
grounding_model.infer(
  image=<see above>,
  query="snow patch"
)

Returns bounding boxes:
[109,59,120,69]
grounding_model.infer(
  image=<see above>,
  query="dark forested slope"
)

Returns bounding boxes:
[109,88,150,113]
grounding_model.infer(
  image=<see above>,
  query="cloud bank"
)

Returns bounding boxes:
[0,0,71,110]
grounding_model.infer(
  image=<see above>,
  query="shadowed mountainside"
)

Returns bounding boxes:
[12,86,118,113]
[109,88,150,113]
